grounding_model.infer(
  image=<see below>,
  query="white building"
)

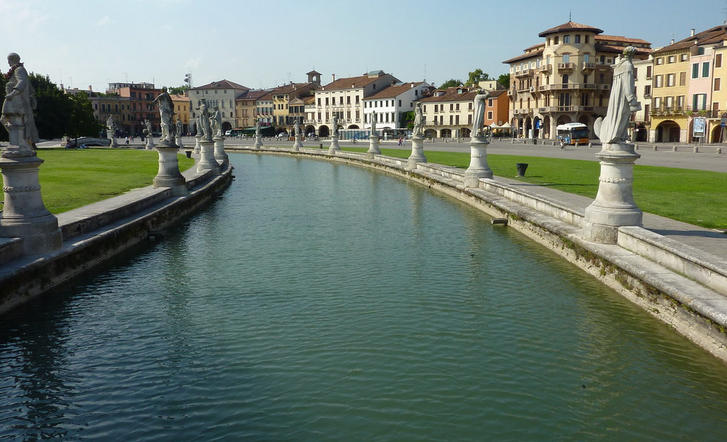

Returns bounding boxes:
[363,82,431,137]
[189,79,250,133]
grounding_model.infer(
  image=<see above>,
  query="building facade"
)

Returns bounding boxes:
[307,70,399,137]
[189,80,250,133]
[363,82,431,137]
[503,21,651,140]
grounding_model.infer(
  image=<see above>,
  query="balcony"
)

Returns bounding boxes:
[515,68,534,78]
[581,62,596,72]
[557,62,574,72]
[539,83,596,92]
[538,64,553,74]
[538,105,595,113]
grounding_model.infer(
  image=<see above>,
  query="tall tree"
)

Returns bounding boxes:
[31,74,72,139]
[439,79,463,88]
[465,69,491,86]
[497,73,511,89]
[68,92,102,139]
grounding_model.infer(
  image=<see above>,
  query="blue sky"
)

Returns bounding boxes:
[1,0,725,92]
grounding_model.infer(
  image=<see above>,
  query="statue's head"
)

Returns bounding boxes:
[623,46,636,58]
[7,53,20,65]
[161,86,168,92]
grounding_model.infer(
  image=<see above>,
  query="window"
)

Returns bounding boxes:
[487,111,493,120]
[679,72,686,86]
[646,65,652,78]
[644,85,651,96]
[667,73,675,87]
[717,53,723,68]
[677,95,684,110]
[563,54,570,63]
[668,56,675,63]
[703,61,710,77]
[563,35,570,43]
[656,57,664,65]
[554,36,559,44]
[716,77,721,91]
[681,54,688,61]
[655,75,663,88]
[693,93,707,110]
[584,54,590,63]
[693,64,700,78]
[575,35,581,44]
[585,35,589,43]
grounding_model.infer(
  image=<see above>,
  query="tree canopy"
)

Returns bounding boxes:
[465,69,491,86]
[439,79,463,88]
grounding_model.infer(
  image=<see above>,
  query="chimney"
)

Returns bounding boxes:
[691,28,696,37]
[332,74,336,82]
[89,85,93,91]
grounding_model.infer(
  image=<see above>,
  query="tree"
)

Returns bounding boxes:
[402,111,416,130]
[497,73,511,89]
[30,73,73,139]
[465,69,491,86]
[67,92,103,139]
[168,85,189,95]
[439,79,463,88]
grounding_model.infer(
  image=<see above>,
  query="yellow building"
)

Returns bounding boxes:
[171,93,190,134]
[503,21,651,139]
[651,26,727,143]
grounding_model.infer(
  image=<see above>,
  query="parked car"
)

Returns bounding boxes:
[67,137,112,148]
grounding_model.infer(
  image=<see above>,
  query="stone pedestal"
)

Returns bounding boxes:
[293,135,303,151]
[145,136,155,150]
[197,138,220,175]
[0,149,62,256]
[109,135,119,148]
[194,135,202,156]
[582,143,643,244]
[367,134,381,158]
[464,136,493,187]
[213,136,229,169]
[328,135,340,154]
[407,135,427,170]
[153,141,187,196]
[176,135,184,149]
[253,134,263,149]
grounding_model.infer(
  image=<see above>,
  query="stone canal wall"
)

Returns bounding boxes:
[229,146,727,363]
[0,165,233,315]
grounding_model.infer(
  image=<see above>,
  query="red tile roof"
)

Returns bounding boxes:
[653,25,727,55]
[366,82,427,99]
[194,79,250,91]
[538,21,603,37]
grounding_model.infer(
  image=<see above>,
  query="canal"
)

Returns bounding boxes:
[2,153,727,441]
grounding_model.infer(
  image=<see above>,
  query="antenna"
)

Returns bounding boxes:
[569,10,572,22]
[424,63,427,82]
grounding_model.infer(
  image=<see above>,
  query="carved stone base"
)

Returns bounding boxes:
[367,135,381,158]
[154,143,187,196]
[329,135,340,154]
[253,135,263,149]
[582,143,642,244]
[213,136,229,169]
[194,136,202,156]
[293,135,303,151]
[407,135,427,170]
[197,139,220,175]
[0,152,62,255]
[145,137,155,150]
[464,137,493,187]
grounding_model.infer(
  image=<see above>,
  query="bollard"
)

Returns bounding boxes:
[574,142,579,148]
[653,145,658,151]
[635,144,639,150]
[185,150,192,158]
[588,142,593,148]
[718,147,722,154]
[694,146,699,153]
[673,145,678,152]
[516,163,529,177]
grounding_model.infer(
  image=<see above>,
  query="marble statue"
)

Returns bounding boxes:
[176,119,183,137]
[198,99,213,140]
[332,116,339,137]
[412,102,424,137]
[371,111,377,134]
[210,109,221,138]
[153,87,175,142]
[1,53,39,147]
[294,118,300,136]
[471,90,490,138]
[594,46,641,146]
[144,118,153,136]
[255,118,261,136]
[106,115,116,132]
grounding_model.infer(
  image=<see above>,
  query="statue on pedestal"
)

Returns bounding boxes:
[471,90,490,138]
[371,111,377,135]
[332,116,339,137]
[412,102,424,138]
[144,119,153,137]
[153,87,175,143]
[594,46,641,147]
[1,53,39,149]
[106,115,117,134]
[210,108,222,138]
[197,99,213,141]
[294,119,300,137]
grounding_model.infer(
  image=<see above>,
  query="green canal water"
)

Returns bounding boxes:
[2,153,727,441]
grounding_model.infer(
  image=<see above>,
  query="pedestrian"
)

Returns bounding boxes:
[125,136,129,145]
[398,137,403,146]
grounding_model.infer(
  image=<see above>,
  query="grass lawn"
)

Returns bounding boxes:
[0,148,195,214]
[343,147,727,230]
[2,147,724,231]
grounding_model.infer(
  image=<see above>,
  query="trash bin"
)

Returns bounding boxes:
[185,150,192,159]
[516,163,529,177]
